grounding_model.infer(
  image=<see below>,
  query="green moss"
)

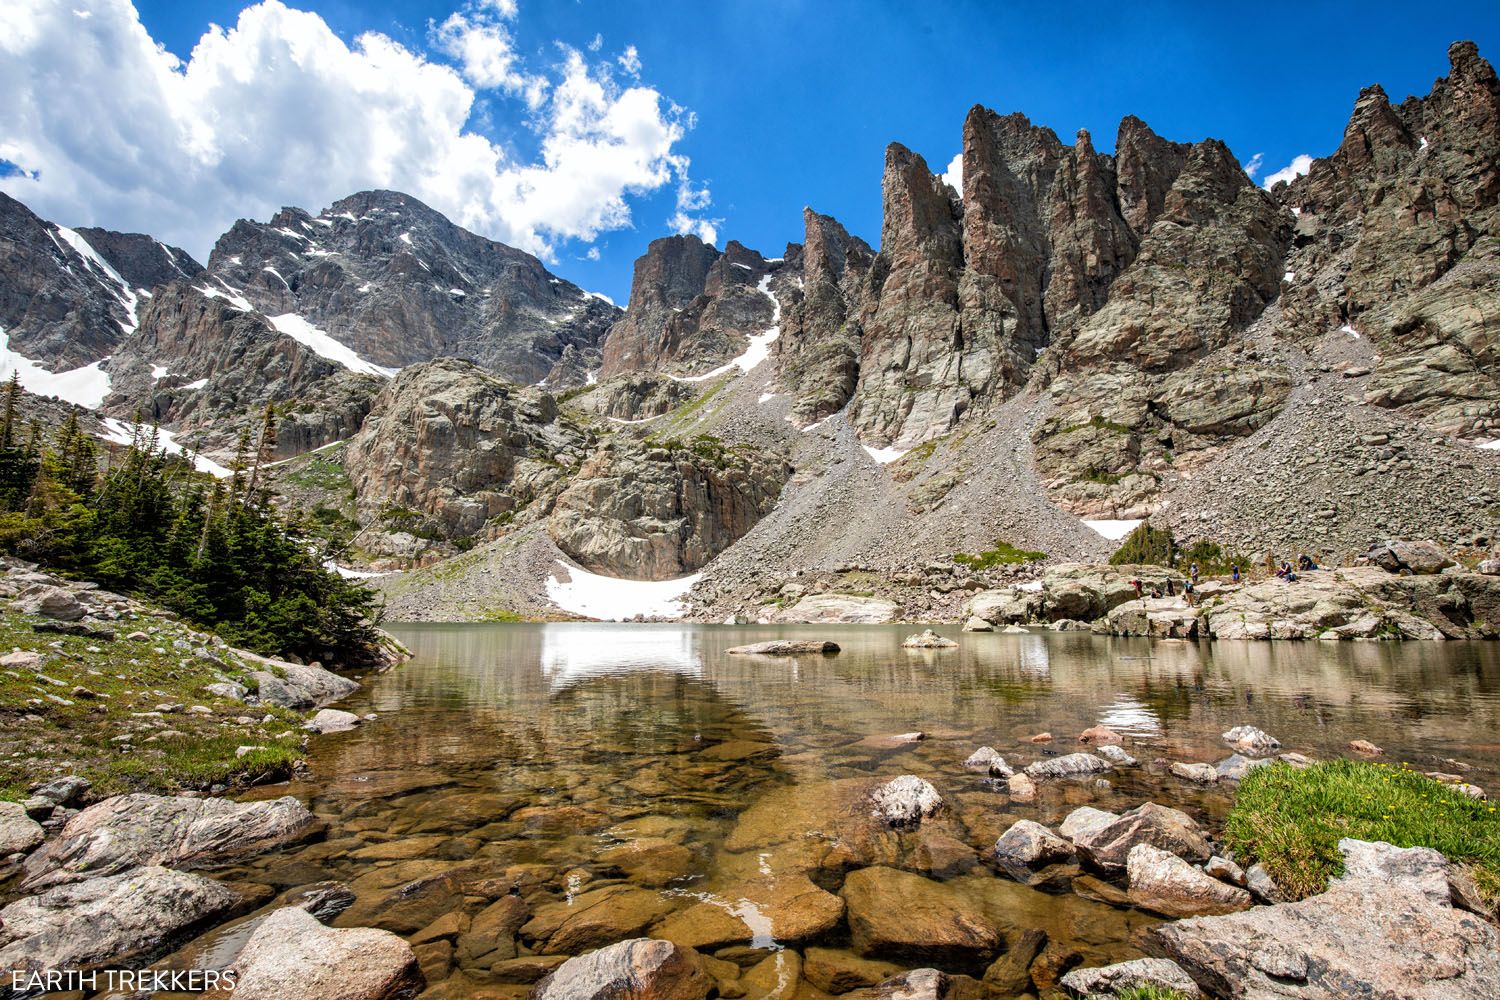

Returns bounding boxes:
[1113,987,1195,1000]
[952,540,1046,570]
[1224,760,1500,907]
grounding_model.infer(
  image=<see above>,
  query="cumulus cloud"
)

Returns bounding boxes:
[940,153,963,195]
[1262,153,1314,190]
[1242,152,1264,178]
[0,0,714,261]
[618,45,641,76]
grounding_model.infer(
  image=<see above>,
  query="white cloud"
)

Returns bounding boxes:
[1262,153,1314,190]
[0,0,709,262]
[618,45,641,76]
[1242,152,1264,178]
[430,10,546,106]
[940,152,962,195]
[587,32,602,52]
[585,246,600,260]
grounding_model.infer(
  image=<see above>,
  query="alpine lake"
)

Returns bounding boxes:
[134,624,1500,998]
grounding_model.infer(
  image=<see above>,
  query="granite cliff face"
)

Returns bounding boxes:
[774,209,874,424]
[343,359,593,544]
[1280,40,1500,440]
[206,190,620,386]
[597,235,781,382]
[547,437,790,580]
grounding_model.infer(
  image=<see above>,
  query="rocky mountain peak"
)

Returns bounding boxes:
[204,190,619,386]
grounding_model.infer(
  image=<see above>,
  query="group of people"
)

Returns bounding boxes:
[1127,553,1322,605]
[1274,553,1320,582]
[1130,563,1202,606]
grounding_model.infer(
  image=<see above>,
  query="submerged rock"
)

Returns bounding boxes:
[0,866,241,974]
[726,640,840,655]
[652,872,844,949]
[1126,844,1252,917]
[842,866,1001,965]
[21,793,318,890]
[532,938,711,1000]
[228,905,424,1000]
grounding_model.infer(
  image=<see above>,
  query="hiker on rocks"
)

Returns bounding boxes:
[1190,561,1200,583]
[1184,579,1195,606]
[1165,577,1175,596]
[1131,578,1143,601]
[1298,553,1319,571]
[1231,564,1241,584]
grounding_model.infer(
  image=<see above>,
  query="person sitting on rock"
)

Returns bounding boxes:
[1150,585,1163,598]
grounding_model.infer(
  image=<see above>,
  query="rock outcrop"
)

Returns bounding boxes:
[1148,840,1500,998]
[104,282,378,457]
[20,794,318,890]
[1280,42,1500,439]
[344,359,592,545]
[598,236,779,380]
[207,190,618,386]
[776,209,875,424]
[0,866,241,975]
[547,436,789,579]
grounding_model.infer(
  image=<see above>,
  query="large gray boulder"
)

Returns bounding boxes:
[0,866,240,974]
[11,585,85,621]
[1024,752,1110,780]
[1367,539,1456,575]
[1149,872,1500,998]
[1069,801,1212,872]
[241,653,359,710]
[0,801,44,855]
[726,640,840,655]
[869,775,943,827]
[227,905,424,1000]
[1126,843,1252,917]
[532,937,711,1000]
[20,793,318,890]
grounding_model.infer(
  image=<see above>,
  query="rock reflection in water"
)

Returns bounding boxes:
[137,624,1499,998]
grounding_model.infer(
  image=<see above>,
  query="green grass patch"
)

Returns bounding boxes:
[282,453,350,492]
[0,610,308,799]
[1113,987,1195,1000]
[952,539,1046,570]
[1224,760,1500,906]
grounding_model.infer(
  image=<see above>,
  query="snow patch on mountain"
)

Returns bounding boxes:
[267,313,398,378]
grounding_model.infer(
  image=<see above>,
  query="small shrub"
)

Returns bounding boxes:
[1109,521,1175,567]
[952,540,1046,570]
[1224,759,1500,906]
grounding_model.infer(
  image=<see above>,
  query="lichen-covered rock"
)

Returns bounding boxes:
[0,801,44,856]
[21,793,318,890]
[0,866,240,974]
[870,775,944,827]
[1059,958,1203,999]
[1148,862,1500,998]
[1025,753,1110,780]
[991,820,1076,875]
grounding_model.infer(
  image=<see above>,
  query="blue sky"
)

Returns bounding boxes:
[13,1,1500,304]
